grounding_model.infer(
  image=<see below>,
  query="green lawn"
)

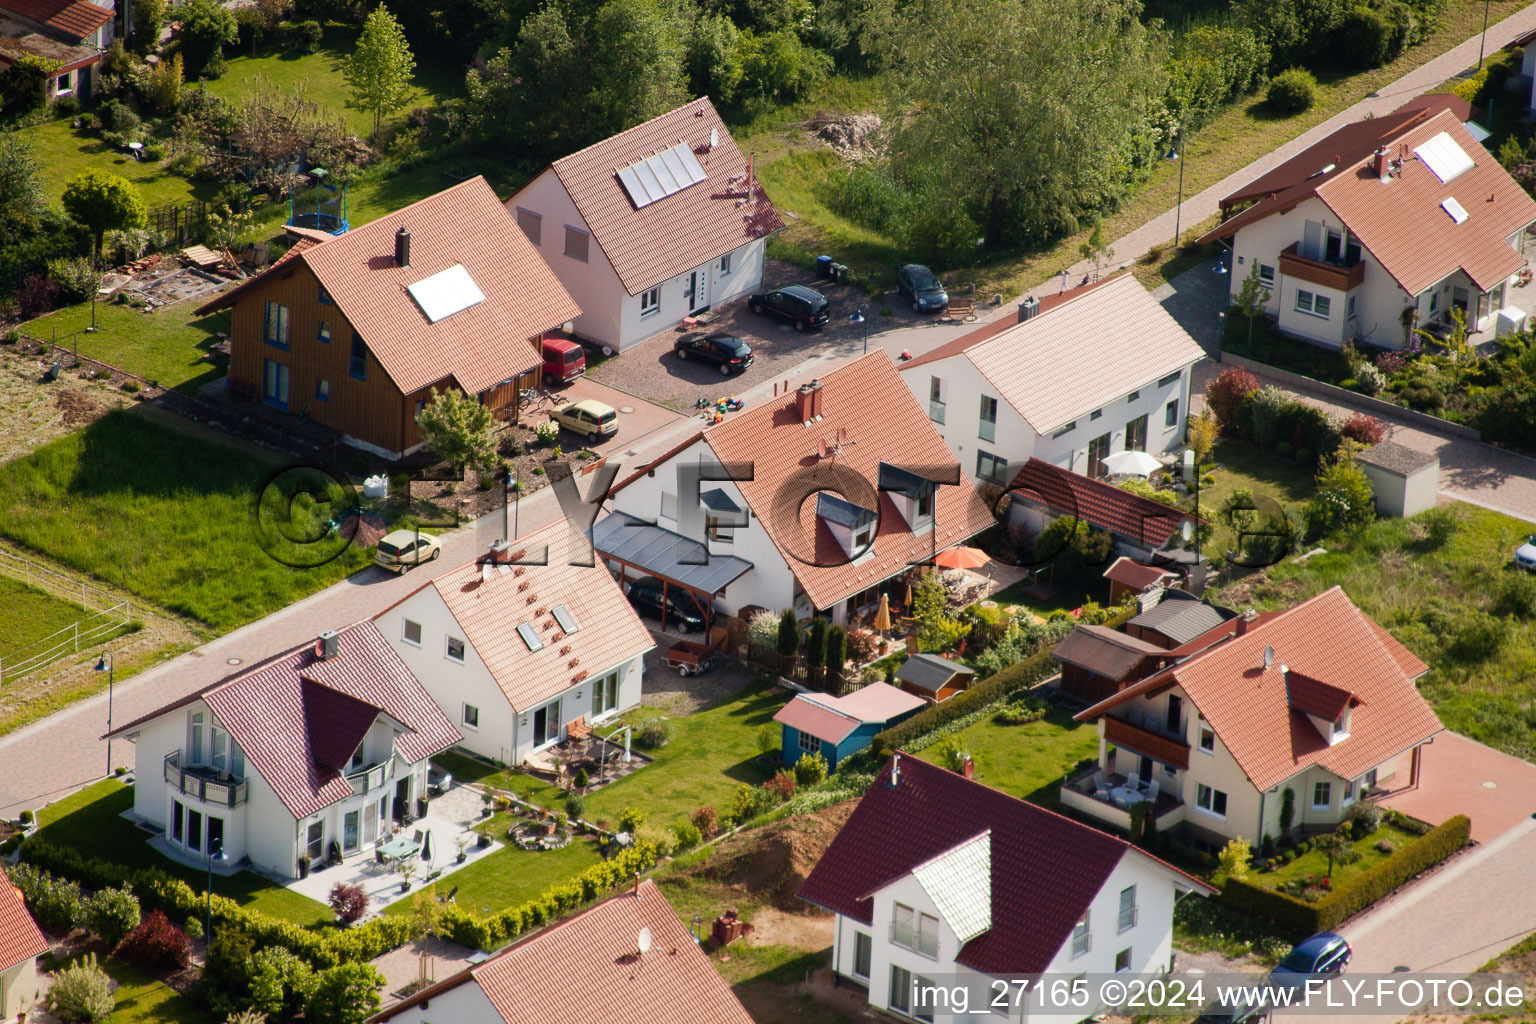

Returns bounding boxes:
[1199,438,1318,557]
[1249,822,1420,892]
[0,408,373,631]
[18,116,213,209]
[1212,502,1536,760]
[0,575,98,666]
[35,780,333,926]
[44,952,208,1024]
[915,707,1099,807]
[23,300,227,395]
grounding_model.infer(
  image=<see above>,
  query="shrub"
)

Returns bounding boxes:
[49,953,114,1023]
[1355,363,1387,395]
[1337,4,1402,68]
[1219,836,1252,880]
[635,718,673,749]
[691,806,719,840]
[993,694,1048,725]
[748,610,781,651]
[1267,68,1316,112]
[14,864,84,931]
[845,628,878,664]
[564,793,585,820]
[794,752,828,786]
[83,885,140,947]
[118,910,192,969]
[55,94,81,117]
[18,810,33,825]
[730,783,776,823]
[1295,447,1314,465]
[1417,506,1459,547]
[1275,441,1293,458]
[249,946,317,1020]
[1345,800,1384,840]
[1447,611,1507,661]
[755,722,780,758]
[1400,384,1444,411]
[305,962,382,1024]
[1494,574,1536,619]
[669,820,703,851]
[534,419,559,444]
[618,807,647,834]
[1375,839,1397,854]
[1341,413,1385,447]
[1280,849,1295,864]
[1306,453,1376,536]
[0,835,20,857]
[327,882,368,926]
[184,915,203,940]
[765,770,796,803]
[573,767,589,789]
[286,19,324,53]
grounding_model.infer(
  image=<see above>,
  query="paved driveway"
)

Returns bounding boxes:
[1379,731,1536,843]
[540,376,683,457]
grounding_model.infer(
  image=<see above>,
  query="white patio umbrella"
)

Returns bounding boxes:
[1102,450,1164,477]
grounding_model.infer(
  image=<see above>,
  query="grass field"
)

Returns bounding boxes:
[1213,502,1536,759]
[1199,439,1319,557]
[0,575,98,666]
[22,300,227,395]
[18,116,215,209]
[1250,822,1420,891]
[915,707,1099,807]
[36,780,333,926]
[44,951,208,1024]
[380,823,604,920]
[0,408,372,631]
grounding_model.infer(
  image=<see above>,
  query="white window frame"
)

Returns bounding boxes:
[1071,911,1091,958]
[1198,725,1215,753]
[640,286,660,318]
[892,903,915,949]
[1342,779,1356,807]
[1195,783,1228,819]
[445,635,466,663]
[719,252,732,275]
[1158,370,1182,387]
[1258,263,1275,286]
[402,619,422,646]
[1115,947,1133,973]
[797,729,819,754]
[1164,398,1179,429]
[1296,289,1332,319]
[1052,420,1076,439]
[915,911,940,959]
[852,931,872,979]
[1118,884,1137,933]
[463,703,479,730]
[1312,781,1332,809]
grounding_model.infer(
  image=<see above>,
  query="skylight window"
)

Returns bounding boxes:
[616,143,708,209]
[1414,132,1474,184]
[407,264,485,323]
[516,622,544,652]
[1441,197,1468,224]
[552,605,580,634]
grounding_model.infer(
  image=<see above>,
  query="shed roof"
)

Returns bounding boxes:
[1051,625,1163,681]
[1356,440,1438,475]
[592,512,753,596]
[896,652,975,692]
[1127,595,1229,645]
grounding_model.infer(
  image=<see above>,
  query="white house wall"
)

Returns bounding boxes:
[375,975,504,1024]
[507,170,626,349]
[614,237,767,348]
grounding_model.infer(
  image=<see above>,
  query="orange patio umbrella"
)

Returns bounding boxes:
[872,593,892,633]
[933,546,989,570]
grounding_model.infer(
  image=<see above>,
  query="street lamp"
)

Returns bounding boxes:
[94,651,114,778]
[849,309,868,354]
[205,839,225,940]
[1166,132,1186,249]
[1478,0,1492,69]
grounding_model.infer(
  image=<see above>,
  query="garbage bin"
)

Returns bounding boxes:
[831,262,848,283]
[816,255,833,278]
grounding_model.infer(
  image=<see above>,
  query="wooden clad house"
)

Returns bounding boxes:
[196,177,581,460]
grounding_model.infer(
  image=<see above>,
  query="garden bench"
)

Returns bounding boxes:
[944,295,976,321]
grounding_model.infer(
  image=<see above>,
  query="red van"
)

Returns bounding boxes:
[541,337,586,385]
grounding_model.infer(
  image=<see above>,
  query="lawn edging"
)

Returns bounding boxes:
[1219,814,1472,937]
[1222,352,1483,442]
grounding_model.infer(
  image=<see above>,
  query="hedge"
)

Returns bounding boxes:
[870,604,1136,757]
[1221,814,1470,936]
[20,836,660,963]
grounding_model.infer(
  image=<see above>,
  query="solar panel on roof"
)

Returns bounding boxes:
[552,605,579,634]
[406,264,485,323]
[516,622,543,652]
[1414,132,1474,184]
[1441,197,1469,224]
[616,142,709,209]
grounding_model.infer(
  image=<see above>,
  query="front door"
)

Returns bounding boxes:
[306,821,323,860]
[688,269,710,313]
[393,777,411,823]
[1087,433,1112,478]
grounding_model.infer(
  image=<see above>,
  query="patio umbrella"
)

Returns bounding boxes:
[421,830,433,865]
[933,546,989,570]
[1102,450,1163,477]
[872,593,892,634]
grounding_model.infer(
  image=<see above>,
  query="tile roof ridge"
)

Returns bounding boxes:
[798,692,861,721]
[551,97,714,170]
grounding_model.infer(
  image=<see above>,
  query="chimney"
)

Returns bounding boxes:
[1235,608,1257,636]
[395,225,411,268]
[795,379,824,424]
[962,756,975,780]
[889,752,902,788]
[316,629,339,661]
[1017,296,1040,322]
[1375,146,1390,183]
[488,539,510,564]
[810,378,823,418]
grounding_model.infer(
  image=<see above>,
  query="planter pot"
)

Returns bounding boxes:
[477,834,491,849]
[399,882,410,894]
[457,853,467,864]
[297,859,311,879]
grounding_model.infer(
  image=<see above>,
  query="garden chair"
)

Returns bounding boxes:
[412,829,425,847]
[1124,771,1140,792]
[1144,779,1160,802]
[1093,770,1108,791]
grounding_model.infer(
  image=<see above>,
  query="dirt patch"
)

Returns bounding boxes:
[745,905,834,950]
[119,265,229,310]
[680,800,856,912]
[54,389,101,427]
[0,345,135,466]
[806,114,882,162]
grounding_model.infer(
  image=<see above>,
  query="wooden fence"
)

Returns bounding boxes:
[0,547,133,684]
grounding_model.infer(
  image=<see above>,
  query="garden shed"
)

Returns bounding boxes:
[1356,441,1438,518]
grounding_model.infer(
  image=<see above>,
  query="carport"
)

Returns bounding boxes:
[592,512,754,631]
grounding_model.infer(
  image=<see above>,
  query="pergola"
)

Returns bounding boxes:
[592,513,753,631]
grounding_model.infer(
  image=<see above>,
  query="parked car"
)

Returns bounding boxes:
[748,284,830,332]
[540,337,586,385]
[1268,932,1352,990]
[625,576,706,633]
[549,399,619,442]
[1516,534,1536,571]
[1195,1000,1268,1024]
[895,264,949,313]
[674,332,755,374]
[375,529,442,573]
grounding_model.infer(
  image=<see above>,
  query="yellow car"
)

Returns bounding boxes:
[550,399,619,442]
[375,529,442,573]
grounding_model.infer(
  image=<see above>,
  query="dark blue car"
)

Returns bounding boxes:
[1269,931,1352,990]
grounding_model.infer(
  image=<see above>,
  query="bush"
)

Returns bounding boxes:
[1219,836,1252,880]
[48,953,114,1023]
[618,807,647,834]
[534,419,559,444]
[794,752,828,786]
[635,718,673,749]
[1294,447,1314,465]
[18,810,33,825]
[1221,815,1469,936]
[1355,363,1387,396]
[286,19,324,53]
[691,806,719,840]
[730,783,776,823]
[1494,574,1536,619]
[1340,413,1385,447]
[118,910,191,969]
[993,694,1048,725]
[305,962,382,1024]
[669,820,703,851]
[1336,4,1403,68]
[1446,611,1508,661]
[249,946,317,1020]
[184,915,203,940]
[1345,800,1384,840]
[83,885,140,947]
[13,863,84,932]
[1415,507,1459,548]
[845,628,879,664]
[1266,68,1316,112]
[564,793,585,820]
[327,882,368,926]
[765,770,796,802]
[1375,839,1397,854]
[1275,441,1293,458]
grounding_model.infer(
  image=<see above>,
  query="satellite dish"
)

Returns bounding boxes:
[1181,520,1193,543]
[1263,645,1275,670]
[481,563,492,583]
[637,927,653,954]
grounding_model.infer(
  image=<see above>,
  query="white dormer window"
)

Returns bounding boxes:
[1332,706,1352,741]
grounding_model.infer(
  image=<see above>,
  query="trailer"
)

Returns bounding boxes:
[665,640,722,676]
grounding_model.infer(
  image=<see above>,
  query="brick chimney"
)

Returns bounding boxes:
[1374,147,1391,184]
[795,379,824,423]
[1235,608,1257,636]
[488,539,510,564]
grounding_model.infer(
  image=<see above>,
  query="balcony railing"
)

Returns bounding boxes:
[164,750,248,807]
[929,400,946,424]
[1279,242,1365,292]
[347,758,394,795]
[1104,716,1190,770]
[1118,906,1138,933]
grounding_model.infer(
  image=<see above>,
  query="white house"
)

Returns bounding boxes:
[600,350,996,625]
[1202,97,1536,349]
[1064,587,1443,846]
[0,871,47,1024]
[505,97,784,352]
[901,274,1205,487]
[370,879,753,1024]
[107,622,461,879]
[378,520,655,768]
[799,754,1216,1024]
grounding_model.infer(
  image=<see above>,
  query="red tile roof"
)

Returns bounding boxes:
[1008,458,1194,548]
[1051,624,1164,681]
[198,177,581,396]
[798,755,1215,975]
[1203,108,1536,295]
[773,683,925,743]
[513,97,784,296]
[700,351,995,610]
[0,871,47,972]
[1076,587,1440,791]
[1103,556,1177,591]
[1,0,110,39]
[300,677,388,770]
[1285,670,1358,721]
[394,519,655,712]
[112,622,461,819]
[373,880,754,1024]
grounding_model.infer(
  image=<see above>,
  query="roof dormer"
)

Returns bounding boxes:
[816,492,877,560]
[878,461,936,533]
[1281,664,1360,746]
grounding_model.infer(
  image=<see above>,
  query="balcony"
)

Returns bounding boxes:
[1104,716,1190,770]
[164,750,248,807]
[1279,242,1365,292]
[1059,765,1184,833]
[347,758,395,795]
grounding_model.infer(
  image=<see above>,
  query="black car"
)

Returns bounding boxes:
[1269,932,1352,991]
[674,332,755,374]
[625,576,706,633]
[748,284,831,332]
[895,264,949,313]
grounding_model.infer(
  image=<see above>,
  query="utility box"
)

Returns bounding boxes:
[1356,441,1438,518]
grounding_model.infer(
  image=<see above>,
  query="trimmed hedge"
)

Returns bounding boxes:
[871,604,1135,757]
[1221,815,1470,936]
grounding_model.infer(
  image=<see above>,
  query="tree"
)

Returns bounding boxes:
[415,386,496,475]
[61,170,147,263]
[344,6,416,133]
[0,132,45,225]
[47,954,114,1023]
[1204,366,1261,433]
[883,0,1163,249]
[1186,409,1219,466]
[132,0,167,51]
[588,0,687,137]
[467,8,586,156]
[911,571,966,652]
[177,0,238,76]
[248,947,316,1020]
[1077,218,1114,281]
[1313,824,1361,879]
[148,51,183,112]
[754,721,779,757]
[1233,261,1271,347]
[1306,449,1376,536]
[305,962,383,1024]
[1279,786,1296,837]
[1218,836,1252,880]
[776,608,799,670]
[804,616,827,681]
[326,882,368,925]
[411,886,443,959]
[824,624,847,692]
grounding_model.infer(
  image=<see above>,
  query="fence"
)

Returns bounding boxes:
[147,200,209,244]
[0,547,133,685]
